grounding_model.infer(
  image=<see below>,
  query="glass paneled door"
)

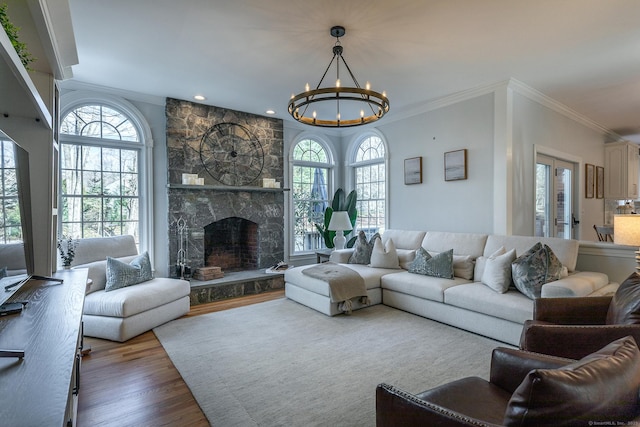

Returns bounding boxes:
[536,155,577,239]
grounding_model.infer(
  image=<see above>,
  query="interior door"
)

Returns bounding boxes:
[536,155,577,239]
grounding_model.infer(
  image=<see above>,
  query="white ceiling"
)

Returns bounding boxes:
[64,0,640,140]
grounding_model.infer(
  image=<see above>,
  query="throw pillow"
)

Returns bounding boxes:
[396,249,417,270]
[606,272,640,324]
[511,242,563,299]
[503,336,640,426]
[408,247,454,279]
[429,251,474,280]
[481,248,516,293]
[348,231,380,265]
[105,251,153,292]
[369,238,400,269]
[474,247,506,281]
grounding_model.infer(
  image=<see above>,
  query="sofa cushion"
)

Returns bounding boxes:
[421,231,488,259]
[381,229,426,250]
[444,283,533,324]
[284,263,391,297]
[84,277,191,318]
[76,254,139,294]
[511,243,563,299]
[503,336,640,426]
[105,252,153,292]
[369,238,400,269]
[482,248,516,293]
[348,231,379,264]
[408,248,454,279]
[541,271,611,298]
[381,271,470,303]
[607,272,640,325]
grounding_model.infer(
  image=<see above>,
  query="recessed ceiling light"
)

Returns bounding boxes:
[194,95,206,101]
[266,109,276,115]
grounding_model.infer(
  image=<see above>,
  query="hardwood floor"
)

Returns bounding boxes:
[77,290,285,427]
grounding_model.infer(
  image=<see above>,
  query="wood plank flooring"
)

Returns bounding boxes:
[77,290,285,427]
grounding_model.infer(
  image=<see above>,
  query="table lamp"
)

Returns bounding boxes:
[328,211,352,250]
[614,214,640,272]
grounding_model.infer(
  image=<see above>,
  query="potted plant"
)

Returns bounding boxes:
[0,3,36,69]
[57,236,78,268]
[315,188,358,248]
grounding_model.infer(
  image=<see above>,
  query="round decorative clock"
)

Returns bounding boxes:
[199,122,264,186]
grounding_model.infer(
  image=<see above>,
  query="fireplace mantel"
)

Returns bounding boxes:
[168,184,290,193]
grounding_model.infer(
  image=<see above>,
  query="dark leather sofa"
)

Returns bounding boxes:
[376,336,640,426]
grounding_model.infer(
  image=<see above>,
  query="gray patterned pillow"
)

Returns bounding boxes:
[511,242,563,299]
[408,247,454,279]
[105,251,153,292]
[348,231,380,264]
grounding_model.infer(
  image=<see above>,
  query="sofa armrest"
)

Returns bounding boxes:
[489,347,574,393]
[329,249,353,263]
[519,321,640,359]
[375,383,499,427]
[533,296,612,324]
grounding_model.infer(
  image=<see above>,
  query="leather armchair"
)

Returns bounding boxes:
[376,337,640,426]
[520,296,640,359]
[376,347,572,426]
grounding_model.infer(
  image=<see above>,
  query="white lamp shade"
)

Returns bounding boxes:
[328,211,352,231]
[614,215,640,246]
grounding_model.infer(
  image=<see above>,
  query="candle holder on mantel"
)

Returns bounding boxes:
[174,217,191,279]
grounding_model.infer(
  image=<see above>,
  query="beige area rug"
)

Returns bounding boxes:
[153,299,511,427]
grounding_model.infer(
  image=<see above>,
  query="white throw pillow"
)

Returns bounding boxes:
[474,246,505,280]
[482,248,516,293]
[428,251,474,279]
[369,238,400,269]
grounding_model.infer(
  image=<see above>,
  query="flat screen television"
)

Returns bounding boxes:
[0,129,34,279]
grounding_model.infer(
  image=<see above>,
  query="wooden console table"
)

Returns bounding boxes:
[0,268,88,426]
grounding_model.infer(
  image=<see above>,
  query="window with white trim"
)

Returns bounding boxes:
[0,138,20,243]
[292,138,332,253]
[59,104,142,242]
[352,135,386,238]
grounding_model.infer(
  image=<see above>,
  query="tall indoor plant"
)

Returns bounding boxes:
[315,188,357,248]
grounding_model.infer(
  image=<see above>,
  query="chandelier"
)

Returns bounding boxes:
[287,26,390,128]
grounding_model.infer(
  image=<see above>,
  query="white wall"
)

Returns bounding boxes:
[376,94,496,233]
[511,91,610,240]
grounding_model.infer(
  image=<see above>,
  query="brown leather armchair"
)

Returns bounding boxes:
[376,337,640,427]
[520,295,640,359]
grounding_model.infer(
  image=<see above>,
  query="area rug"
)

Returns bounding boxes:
[153,299,510,427]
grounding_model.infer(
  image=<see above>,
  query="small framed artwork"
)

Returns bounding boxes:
[444,149,467,181]
[404,157,422,185]
[596,166,604,199]
[585,163,595,198]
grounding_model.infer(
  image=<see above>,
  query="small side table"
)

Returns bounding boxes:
[315,249,333,263]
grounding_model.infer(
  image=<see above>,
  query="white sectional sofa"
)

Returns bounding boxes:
[71,235,191,342]
[284,230,619,345]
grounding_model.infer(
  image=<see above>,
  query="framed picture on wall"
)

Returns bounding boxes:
[404,157,422,185]
[444,149,467,181]
[585,163,595,198]
[596,166,604,199]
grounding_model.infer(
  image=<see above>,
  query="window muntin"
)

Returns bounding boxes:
[60,104,141,241]
[353,135,386,239]
[292,139,331,253]
[0,139,21,242]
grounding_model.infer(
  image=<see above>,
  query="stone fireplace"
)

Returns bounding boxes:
[165,98,285,279]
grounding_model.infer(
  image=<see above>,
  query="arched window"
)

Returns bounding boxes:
[291,138,332,253]
[352,134,386,238]
[59,101,146,245]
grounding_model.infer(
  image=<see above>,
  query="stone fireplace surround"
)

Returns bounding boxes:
[165,98,285,299]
